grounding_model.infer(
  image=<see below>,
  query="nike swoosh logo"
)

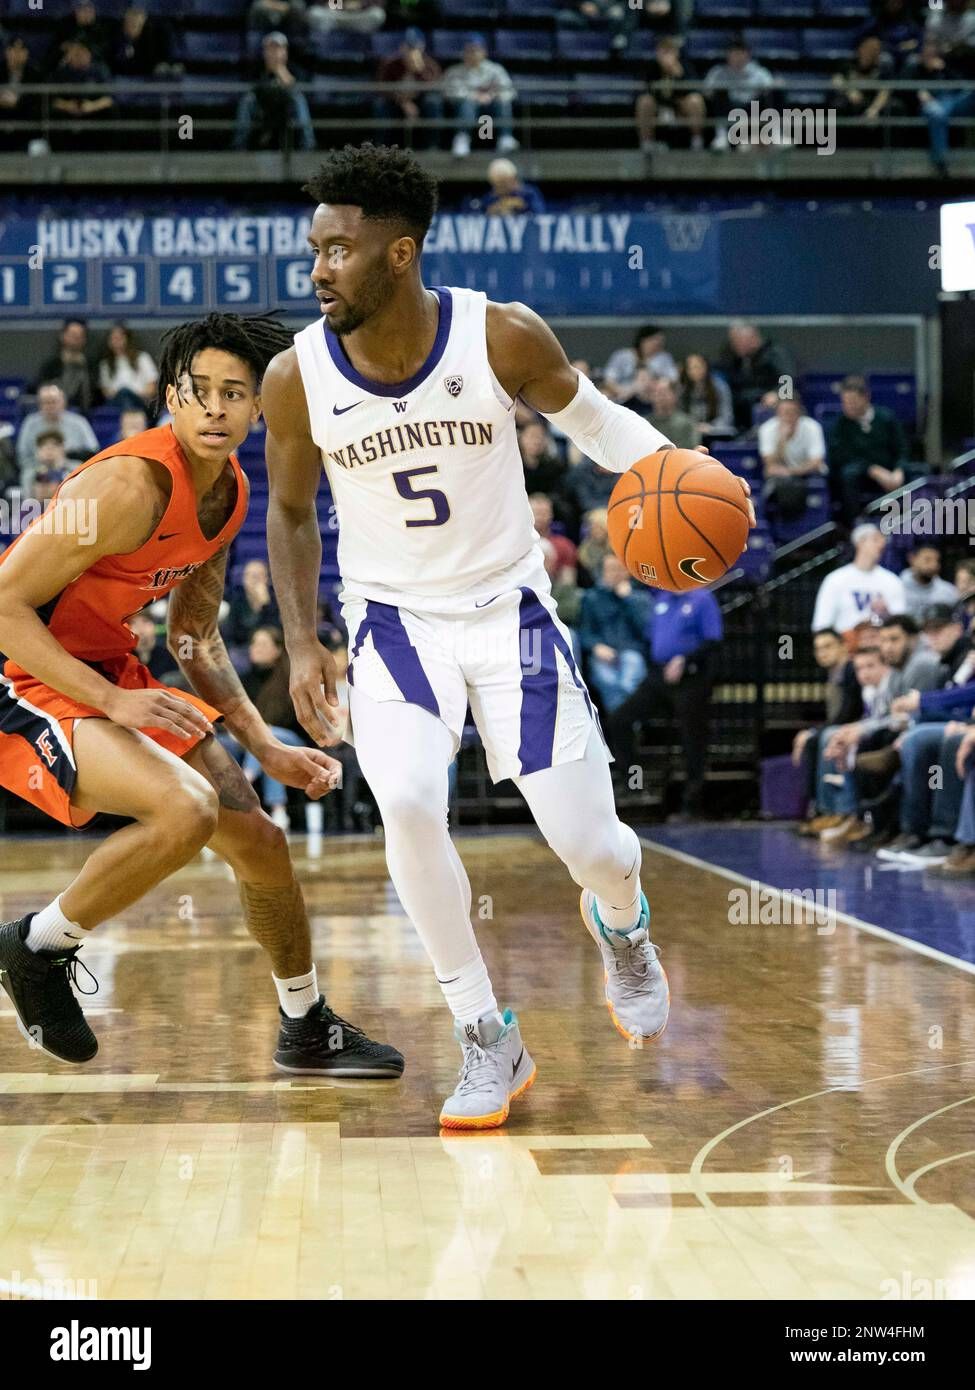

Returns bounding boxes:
[623,854,638,882]
[512,1048,524,1079]
[474,595,500,609]
[332,401,363,416]
[677,556,709,583]
[158,532,178,542]
[436,975,460,985]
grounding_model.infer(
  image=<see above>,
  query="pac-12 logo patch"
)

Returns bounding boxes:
[443,375,463,398]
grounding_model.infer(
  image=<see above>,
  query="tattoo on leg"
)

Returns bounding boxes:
[239,877,312,978]
[199,736,260,812]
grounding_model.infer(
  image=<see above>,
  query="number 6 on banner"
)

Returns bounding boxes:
[392,465,451,528]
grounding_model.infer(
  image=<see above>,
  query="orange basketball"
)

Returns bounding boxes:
[606,448,750,592]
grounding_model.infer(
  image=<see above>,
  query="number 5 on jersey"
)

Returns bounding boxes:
[393,465,451,528]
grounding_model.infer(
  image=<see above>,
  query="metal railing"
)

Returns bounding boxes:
[0,77,972,157]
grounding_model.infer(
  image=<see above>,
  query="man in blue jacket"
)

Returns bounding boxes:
[607,586,723,818]
[579,554,649,713]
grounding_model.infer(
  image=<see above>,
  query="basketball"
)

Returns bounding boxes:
[606,448,751,592]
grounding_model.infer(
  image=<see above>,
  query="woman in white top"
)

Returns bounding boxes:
[98,322,158,414]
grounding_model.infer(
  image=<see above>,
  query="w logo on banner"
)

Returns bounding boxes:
[660,214,711,253]
[393,400,408,413]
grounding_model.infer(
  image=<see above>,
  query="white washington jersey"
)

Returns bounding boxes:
[293,286,540,611]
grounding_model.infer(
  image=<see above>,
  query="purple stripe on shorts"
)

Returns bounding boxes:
[516,587,593,776]
[349,601,441,719]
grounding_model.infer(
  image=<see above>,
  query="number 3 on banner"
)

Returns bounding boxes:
[392,465,450,528]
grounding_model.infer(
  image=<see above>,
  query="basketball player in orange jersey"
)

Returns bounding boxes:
[0,312,403,1077]
[262,144,753,1128]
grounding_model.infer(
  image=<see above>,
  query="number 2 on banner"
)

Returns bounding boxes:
[393,466,450,528]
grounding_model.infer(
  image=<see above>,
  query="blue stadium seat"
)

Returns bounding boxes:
[573,74,640,105]
[695,0,754,19]
[801,27,858,61]
[755,0,815,15]
[306,30,371,63]
[181,0,247,15]
[770,479,831,545]
[743,27,802,62]
[556,31,612,63]
[627,30,664,61]
[869,374,918,426]
[785,79,831,105]
[438,0,501,18]
[816,0,871,17]
[372,32,407,60]
[716,444,762,482]
[179,31,244,67]
[432,29,482,63]
[504,0,561,17]
[181,77,240,106]
[813,401,842,428]
[684,30,735,63]
[735,526,773,583]
[495,29,554,62]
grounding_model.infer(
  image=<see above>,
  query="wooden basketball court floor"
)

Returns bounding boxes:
[0,829,973,1302]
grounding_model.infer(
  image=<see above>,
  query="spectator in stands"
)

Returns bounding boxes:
[52,2,112,66]
[248,0,308,43]
[867,0,923,70]
[759,396,826,519]
[953,557,975,620]
[810,644,892,842]
[678,353,734,439]
[117,407,148,441]
[917,0,975,172]
[832,34,894,134]
[0,420,16,498]
[473,159,545,217]
[98,322,157,414]
[640,377,699,450]
[558,0,670,59]
[579,555,649,713]
[444,35,518,159]
[898,542,960,620]
[0,36,41,126]
[561,452,618,525]
[577,507,611,586]
[307,0,386,35]
[51,39,114,140]
[35,319,96,413]
[636,34,706,154]
[21,429,70,501]
[519,420,566,499]
[129,609,172,681]
[233,31,315,153]
[794,627,864,833]
[703,35,775,152]
[375,28,443,150]
[811,521,906,642]
[234,625,310,832]
[905,34,955,140]
[609,585,723,818]
[718,321,793,432]
[529,494,577,579]
[828,374,908,523]
[29,463,66,507]
[603,324,678,401]
[113,5,180,80]
[930,728,975,876]
[16,383,98,477]
[224,558,281,650]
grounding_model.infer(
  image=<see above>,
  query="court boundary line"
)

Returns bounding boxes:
[640,836,975,977]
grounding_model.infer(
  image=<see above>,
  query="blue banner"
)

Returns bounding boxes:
[0,204,718,317]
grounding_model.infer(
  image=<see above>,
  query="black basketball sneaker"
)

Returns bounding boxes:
[273,996,404,1078]
[0,915,99,1063]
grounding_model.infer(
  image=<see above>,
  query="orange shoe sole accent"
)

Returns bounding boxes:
[580,893,671,1046]
[438,1064,537,1131]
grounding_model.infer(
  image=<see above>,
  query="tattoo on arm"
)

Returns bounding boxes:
[166,545,267,747]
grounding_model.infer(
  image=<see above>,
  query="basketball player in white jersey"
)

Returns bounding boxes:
[263,144,752,1129]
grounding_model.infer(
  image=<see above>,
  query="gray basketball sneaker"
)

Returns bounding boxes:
[439,1009,536,1131]
[580,890,670,1043]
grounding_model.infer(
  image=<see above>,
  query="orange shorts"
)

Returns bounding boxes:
[0,652,221,830]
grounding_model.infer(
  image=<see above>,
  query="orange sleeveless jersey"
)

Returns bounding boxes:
[0,425,249,828]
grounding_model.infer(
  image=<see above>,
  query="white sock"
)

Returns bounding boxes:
[25,896,86,953]
[596,842,644,935]
[273,966,319,1019]
[437,952,499,1030]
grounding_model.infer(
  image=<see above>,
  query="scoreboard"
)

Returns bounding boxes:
[0,199,723,319]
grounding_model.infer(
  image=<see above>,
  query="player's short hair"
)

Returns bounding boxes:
[853,644,882,659]
[813,627,842,641]
[841,373,869,397]
[880,614,918,636]
[156,311,294,412]
[302,143,438,245]
[35,429,65,448]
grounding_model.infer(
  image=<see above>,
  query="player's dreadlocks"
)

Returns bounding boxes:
[302,143,438,244]
[156,311,294,414]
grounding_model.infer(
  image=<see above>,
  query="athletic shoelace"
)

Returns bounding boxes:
[455,1038,507,1097]
[610,932,663,1002]
[48,950,99,998]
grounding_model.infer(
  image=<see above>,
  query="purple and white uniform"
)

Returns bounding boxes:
[292,285,607,781]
